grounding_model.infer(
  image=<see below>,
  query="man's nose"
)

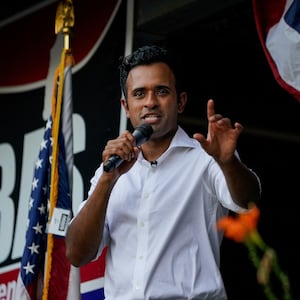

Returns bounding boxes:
[144,91,158,108]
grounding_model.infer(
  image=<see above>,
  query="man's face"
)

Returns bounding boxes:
[122,62,186,140]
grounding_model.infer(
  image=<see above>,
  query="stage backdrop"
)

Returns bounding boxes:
[0,0,130,298]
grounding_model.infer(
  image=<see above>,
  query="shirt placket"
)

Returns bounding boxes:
[132,165,157,299]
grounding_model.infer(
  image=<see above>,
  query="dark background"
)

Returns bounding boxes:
[135,3,300,299]
[136,3,300,298]
[1,1,299,299]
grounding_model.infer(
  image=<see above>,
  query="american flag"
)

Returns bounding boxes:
[15,49,80,300]
[253,0,300,102]
[15,116,54,299]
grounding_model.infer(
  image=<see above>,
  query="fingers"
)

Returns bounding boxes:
[211,118,244,136]
[207,99,215,119]
[103,131,137,162]
[207,100,230,126]
[234,122,244,134]
[193,133,206,143]
[207,99,229,125]
[214,117,232,127]
[207,99,243,133]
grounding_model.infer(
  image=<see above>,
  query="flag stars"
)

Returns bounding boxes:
[28,242,40,255]
[32,222,43,234]
[32,178,39,191]
[46,119,52,130]
[23,261,35,275]
[42,185,47,195]
[38,203,46,215]
[40,138,48,151]
[35,158,43,170]
[29,197,34,210]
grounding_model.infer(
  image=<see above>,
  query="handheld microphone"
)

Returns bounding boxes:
[103,123,153,172]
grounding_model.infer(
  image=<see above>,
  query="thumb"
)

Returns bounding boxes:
[193,133,207,144]
[193,133,212,155]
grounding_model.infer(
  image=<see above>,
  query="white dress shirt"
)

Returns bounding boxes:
[79,126,250,300]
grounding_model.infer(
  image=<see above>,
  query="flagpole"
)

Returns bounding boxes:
[43,1,75,299]
[55,0,75,196]
[55,0,75,51]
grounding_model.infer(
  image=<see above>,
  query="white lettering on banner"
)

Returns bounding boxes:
[0,263,19,300]
[0,280,16,300]
[0,144,16,263]
[71,114,86,215]
[0,113,86,265]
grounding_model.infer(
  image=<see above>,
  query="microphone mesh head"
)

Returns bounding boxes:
[137,123,153,138]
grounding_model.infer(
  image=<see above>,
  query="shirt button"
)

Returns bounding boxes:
[140,221,145,227]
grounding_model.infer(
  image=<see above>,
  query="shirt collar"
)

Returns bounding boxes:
[138,126,199,163]
[169,125,199,149]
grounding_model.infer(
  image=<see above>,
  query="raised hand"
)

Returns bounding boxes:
[193,99,244,164]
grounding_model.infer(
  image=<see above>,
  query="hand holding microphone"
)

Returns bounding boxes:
[103,123,153,172]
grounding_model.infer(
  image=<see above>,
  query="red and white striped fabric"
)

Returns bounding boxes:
[253,0,300,101]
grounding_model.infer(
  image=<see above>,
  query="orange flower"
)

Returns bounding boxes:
[217,204,293,300]
[216,205,260,243]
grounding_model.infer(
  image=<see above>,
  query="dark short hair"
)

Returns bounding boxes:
[119,45,182,100]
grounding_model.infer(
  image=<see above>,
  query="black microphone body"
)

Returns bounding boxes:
[103,123,153,172]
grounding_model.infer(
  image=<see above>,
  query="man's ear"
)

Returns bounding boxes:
[177,92,187,113]
[121,98,130,118]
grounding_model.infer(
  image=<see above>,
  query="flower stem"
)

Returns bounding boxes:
[245,232,292,300]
